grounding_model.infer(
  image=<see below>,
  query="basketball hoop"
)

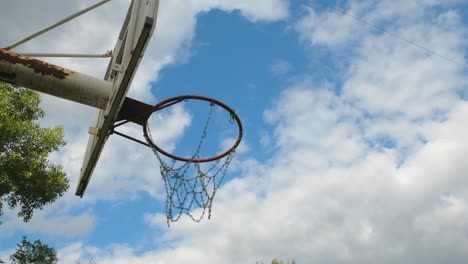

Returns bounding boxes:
[142,95,243,225]
[143,95,242,162]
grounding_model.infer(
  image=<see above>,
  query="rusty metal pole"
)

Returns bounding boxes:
[0,48,111,109]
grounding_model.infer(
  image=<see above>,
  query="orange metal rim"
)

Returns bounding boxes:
[143,95,243,163]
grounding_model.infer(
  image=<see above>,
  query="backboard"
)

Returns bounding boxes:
[75,0,160,197]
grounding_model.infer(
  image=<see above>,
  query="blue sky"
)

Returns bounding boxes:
[1,0,468,263]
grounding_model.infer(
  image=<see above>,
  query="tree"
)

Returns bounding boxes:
[9,236,58,264]
[255,258,296,264]
[271,259,282,264]
[0,82,69,222]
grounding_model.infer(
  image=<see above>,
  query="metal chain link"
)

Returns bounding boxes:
[144,102,237,226]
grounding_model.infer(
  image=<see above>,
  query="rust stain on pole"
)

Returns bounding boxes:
[0,48,76,79]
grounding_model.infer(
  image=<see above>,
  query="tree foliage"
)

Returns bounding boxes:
[9,236,58,264]
[255,258,296,264]
[0,82,68,221]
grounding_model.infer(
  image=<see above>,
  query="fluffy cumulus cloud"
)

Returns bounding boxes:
[2,0,468,263]
[138,91,468,264]
[1,209,94,238]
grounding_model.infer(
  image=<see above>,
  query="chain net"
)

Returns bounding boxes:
[144,102,236,226]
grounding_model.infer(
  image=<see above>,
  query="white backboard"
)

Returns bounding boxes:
[76,0,160,197]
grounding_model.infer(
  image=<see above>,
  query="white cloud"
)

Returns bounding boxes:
[1,209,94,238]
[57,242,102,264]
[296,0,466,49]
[0,250,11,264]
[220,137,250,155]
[57,242,84,264]
[296,6,363,47]
[271,59,291,76]
[343,26,464,118]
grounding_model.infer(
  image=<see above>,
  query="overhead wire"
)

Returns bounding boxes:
[4,0,112,50]
[328,6,464,66]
